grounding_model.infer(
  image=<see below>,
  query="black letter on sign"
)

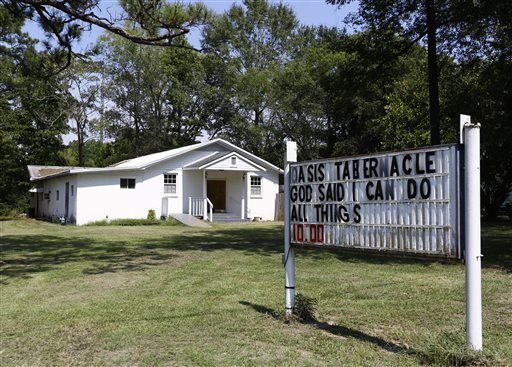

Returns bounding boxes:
[366,181,374,200]
[425,151,436,173]
[353,204,361,223]
[390,156,400,176]
[403,154,412,175]
[335,161,343,180]
[290,186,297,202]
[407,179,417,199]
[420,178,431,199]
[318,163,325,181]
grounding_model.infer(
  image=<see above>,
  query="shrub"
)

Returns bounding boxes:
[293,294,317,322]
[147,209,156,220]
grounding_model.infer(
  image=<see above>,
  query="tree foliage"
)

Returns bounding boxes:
[327,0,511,219]
[98,32,206,159]
[201,0,302,164]
[1,0,209,73]
[1,6,68,212]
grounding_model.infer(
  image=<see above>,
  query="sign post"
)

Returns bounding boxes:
[284,115,483,350]
[284,141,297,317]
[462,115,483,351]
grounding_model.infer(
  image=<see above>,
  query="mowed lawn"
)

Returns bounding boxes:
[1,219,510,366]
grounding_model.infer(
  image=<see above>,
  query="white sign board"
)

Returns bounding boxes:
[289,144,461,258]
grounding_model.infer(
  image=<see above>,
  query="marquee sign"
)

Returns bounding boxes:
[288,144,462,258]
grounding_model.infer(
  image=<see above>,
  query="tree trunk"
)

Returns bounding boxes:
[426,0,440,146]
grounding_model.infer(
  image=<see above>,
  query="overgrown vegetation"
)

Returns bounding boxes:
[1,220,510,366]
[292,294,318,322]
[419,331,499,366]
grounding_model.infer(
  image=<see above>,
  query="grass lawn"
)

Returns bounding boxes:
[1,219,511,366]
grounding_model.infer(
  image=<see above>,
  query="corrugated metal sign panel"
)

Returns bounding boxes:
[289,144,461,258]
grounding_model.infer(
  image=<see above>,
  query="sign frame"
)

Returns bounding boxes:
[287,144,463,259]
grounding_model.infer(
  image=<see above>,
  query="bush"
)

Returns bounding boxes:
[293,294,317,322]
[147,209,156,220]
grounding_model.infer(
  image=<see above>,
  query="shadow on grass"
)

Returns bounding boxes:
[0,226,283,283]
[239,300,412,355]
[480,222,512,273]
[2,222,510,283]
[0,235,176,284]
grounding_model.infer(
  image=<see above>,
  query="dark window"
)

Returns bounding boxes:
[56,190,60,200]
[120,178,136,189]
[164,173,177,194]
[250,176,262,196]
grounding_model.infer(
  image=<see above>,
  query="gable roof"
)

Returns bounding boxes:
[183,151,267,172]
[28,139,283,182]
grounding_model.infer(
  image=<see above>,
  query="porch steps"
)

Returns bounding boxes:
[169,213,211,228]
[212,213,248,222]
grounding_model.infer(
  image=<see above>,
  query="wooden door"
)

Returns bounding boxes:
[207,180,226,212]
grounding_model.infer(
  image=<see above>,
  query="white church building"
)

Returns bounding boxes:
[27,139,282,225]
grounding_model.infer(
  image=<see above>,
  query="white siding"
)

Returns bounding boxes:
[207,155,262,171]
[246,171,279,220]
[39,143,280,224]
[182,170,203,213]
[73,149,229,224]
[35,176,77,222]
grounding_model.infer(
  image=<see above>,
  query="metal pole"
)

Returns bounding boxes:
[463,116,483,351]
[284,141,297,317]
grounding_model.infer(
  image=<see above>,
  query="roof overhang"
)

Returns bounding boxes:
[183,151,267,172]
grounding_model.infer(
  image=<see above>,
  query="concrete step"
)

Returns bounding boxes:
[169,213,211,227]
[212,213,247,222]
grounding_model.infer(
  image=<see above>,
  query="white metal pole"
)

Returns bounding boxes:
[284,141,297,317]
[463,116,483,351]
[203,170,207,220]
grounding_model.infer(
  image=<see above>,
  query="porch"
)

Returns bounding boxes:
[186,169,249,222]
[162,151,267,222]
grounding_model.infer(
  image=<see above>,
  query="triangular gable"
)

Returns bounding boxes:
[183,152,267,172]
[112,138,283,173]
[27,139,283,182]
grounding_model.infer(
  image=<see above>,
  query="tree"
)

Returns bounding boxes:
[99,32,206,158]
[456,59,512,220]
[326,0,512,145]
[1,5,69,213]
[377,44,461,150]
[301,28,407,158]
[1,0,209,73]
[201,0,302,164]
[63,59,105,166]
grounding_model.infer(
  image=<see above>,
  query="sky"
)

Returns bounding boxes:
[24,0,357,51]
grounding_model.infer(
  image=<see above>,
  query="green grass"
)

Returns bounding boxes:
[85,217,182,226]
[1,219,510,366]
